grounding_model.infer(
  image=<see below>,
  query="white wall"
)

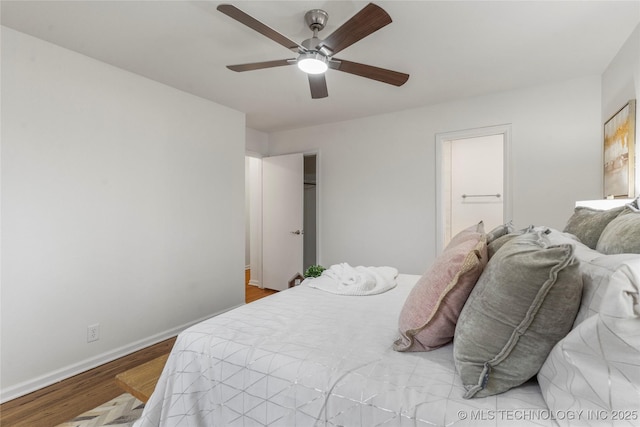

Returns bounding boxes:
[269,76,602,274]
[1,27,245,400]
[602,24,640,196]
[246,127,269,156]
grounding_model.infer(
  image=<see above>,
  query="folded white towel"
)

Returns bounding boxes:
[305,263,398,295]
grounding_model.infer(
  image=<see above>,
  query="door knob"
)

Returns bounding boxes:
[290,230,303,235]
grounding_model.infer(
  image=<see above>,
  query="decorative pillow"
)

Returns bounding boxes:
[394,222,488,352]
[540,228,607,327]
[596,210,640,254]
[486,221,513,245]
[487,225,534,259]
[453,231,582,398]
[538,258,640,423]
[563,205,625,249]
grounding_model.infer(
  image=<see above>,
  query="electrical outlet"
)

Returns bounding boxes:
[87,324,100,343]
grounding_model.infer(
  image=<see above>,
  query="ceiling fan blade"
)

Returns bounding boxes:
[227,59,295,72]
[308,74,328,99]
[316,3,392,55]
[217,4,305,52]
[330,58,409,86]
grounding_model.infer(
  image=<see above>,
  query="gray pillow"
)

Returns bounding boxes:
[487,225,534,258]
[453,231,582,398]
[596,210,640,254]
[486,221,513,245]
[563,205,625,249]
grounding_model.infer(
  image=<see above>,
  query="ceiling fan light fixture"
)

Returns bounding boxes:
[297,52,328,74]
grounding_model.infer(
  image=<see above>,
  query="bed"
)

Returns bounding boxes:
[134,274,550,426]
[135,202,640,427]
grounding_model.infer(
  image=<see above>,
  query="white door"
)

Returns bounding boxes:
[262,153,304,291]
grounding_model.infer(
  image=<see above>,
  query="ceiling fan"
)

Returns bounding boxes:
[217,3,409,99]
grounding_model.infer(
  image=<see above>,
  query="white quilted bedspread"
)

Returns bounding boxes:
[134,274,552,427]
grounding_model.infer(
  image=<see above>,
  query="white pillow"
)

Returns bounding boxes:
[540,228,632,326]
[537,257,640,425]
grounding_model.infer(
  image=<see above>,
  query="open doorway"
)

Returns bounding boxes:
[303,154,317,271]
[436,125,512,253]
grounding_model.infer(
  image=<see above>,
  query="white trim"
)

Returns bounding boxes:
[435,124,512,253]
[246,155,263,288]
[245,150,264,159]
[0,304,243,403]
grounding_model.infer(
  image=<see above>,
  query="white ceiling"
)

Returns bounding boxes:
[2,1,639,132]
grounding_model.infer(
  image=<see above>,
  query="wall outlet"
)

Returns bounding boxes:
[87,324,100,343]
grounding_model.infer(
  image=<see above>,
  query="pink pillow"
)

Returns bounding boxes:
[394,222,488,352]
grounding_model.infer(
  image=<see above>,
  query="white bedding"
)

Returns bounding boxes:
[305,263,398,295]
[135,274,552,427]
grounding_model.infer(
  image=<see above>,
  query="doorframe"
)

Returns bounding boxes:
[246,151,264,288]
[435,124,512,253]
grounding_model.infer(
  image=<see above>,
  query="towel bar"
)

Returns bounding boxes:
[461,193,501,199]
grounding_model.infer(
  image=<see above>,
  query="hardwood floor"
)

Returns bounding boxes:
[245,269,278,303]
[0,270,276,427]
[0,338,176,427]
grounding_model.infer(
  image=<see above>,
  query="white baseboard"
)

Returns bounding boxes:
[0,304,243,404]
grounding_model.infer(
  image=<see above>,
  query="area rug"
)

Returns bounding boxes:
[56,393,143,427]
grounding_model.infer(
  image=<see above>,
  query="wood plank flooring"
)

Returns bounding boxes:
[0,338,176,427]
[0,270,276,427]
[245,269,278,303]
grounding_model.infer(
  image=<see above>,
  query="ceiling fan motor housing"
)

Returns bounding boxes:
[305,9,329,32]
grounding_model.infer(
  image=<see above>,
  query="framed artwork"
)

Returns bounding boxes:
[604,99,636,198]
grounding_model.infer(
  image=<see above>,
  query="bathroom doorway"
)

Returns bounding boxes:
[436,125,512,253]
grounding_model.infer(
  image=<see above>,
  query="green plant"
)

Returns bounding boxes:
[304,265,325,278]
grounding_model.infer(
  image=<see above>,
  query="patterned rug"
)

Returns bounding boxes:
[56,393,143,427]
